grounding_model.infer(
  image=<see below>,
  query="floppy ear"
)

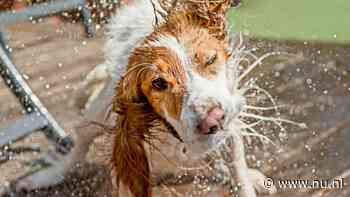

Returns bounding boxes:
[109,65,157,197]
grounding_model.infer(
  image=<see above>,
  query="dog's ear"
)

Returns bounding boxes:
[113,65,147,106]
[110,65,155,197]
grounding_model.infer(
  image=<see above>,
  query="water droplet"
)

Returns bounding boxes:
[22,74,30,80]
[305,144,311,151]
[306,78,312,84]
[320,105,326,112]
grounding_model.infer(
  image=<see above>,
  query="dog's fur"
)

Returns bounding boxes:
[75,0,273,196]
[83,0,248,196]
[0,1,276,197]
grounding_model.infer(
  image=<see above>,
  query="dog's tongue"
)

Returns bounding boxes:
[199,107,225,134]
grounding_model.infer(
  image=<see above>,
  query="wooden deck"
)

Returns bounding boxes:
[0,20,103,128]
[0,19,104,182]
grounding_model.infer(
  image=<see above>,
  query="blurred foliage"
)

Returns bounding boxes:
[228,0,350,43]
[2,0,350,43]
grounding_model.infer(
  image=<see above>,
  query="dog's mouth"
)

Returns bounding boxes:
[160,107,227,146]
[196,107,226,135]
[165,116,225,143]
[202,123,223,135]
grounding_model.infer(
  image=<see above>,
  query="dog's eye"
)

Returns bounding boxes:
[152,78,168,90]
[205,54,217,66]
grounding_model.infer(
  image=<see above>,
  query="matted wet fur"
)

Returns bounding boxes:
[107,0,238,196]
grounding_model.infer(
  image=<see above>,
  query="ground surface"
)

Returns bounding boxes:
[0,19,104,183]
[0,17,350,197]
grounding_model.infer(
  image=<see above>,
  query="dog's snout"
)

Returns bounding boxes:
[198,107,225,135]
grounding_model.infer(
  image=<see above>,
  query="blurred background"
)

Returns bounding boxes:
[0,0,349,196]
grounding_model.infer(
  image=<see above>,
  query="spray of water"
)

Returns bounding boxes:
[225,33,306,146]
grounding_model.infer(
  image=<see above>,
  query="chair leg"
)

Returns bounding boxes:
[80,3,96,38]
[0,30,11,58]
[0,46,74,154]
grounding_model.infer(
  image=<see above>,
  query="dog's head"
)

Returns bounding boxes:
[115,3,244,156]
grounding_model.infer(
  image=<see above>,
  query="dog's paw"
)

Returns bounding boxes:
[85,64,110,84]
[78,63,111,110]
[248,168,277,195]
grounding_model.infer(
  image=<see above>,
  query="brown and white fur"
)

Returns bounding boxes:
[81,0,276,197]
[0,2,285,197]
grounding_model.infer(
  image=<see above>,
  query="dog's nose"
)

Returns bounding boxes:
[198,107,225,135]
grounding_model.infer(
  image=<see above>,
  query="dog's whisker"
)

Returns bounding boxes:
[238,119,264,129]
[239,112,307,128]
[240,109,288,133]
[237,52,277,86]
[237,31,244,48]
[241,130,275,146]
[239,84,283,126]
[241,49,260,60]
[246,85,278,107]
[239,57,252,65]
[233,119,273,144]
[243,104,287,111]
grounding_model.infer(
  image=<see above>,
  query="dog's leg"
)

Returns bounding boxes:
[215,158,276,195]
[219,134,257,197]
[248,168,277,195]
[79,63,111,110]
[218,133,277,196]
